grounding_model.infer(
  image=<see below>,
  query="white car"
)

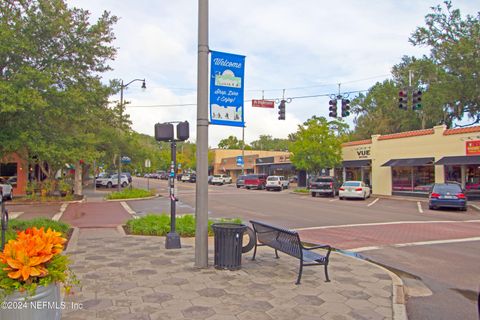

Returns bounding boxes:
[96,174,129,188]
[339,181,371,200]
[181,174,191,182]
[266,176,289,191]
[211,174,232,185]
[0,177,13,200]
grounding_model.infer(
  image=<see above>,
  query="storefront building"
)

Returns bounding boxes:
[342,125,480,198]
[255,154,294,177]
[1,153,28,196]
[211,149,291,181]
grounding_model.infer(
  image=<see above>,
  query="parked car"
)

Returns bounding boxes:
[208,175,213,184]
[0,177,13,200]
[211,174,232,185]
[339,181,371,200]
[159,172,169,180]
[244,174,268,190]
[181,174,191,182]
[122,172,132,183]
[236,175,246,188]
[310,176,339,197]
[266,176,289,191]
[96,174,129,188]
[188,173,197,183]
[429,182,467,211]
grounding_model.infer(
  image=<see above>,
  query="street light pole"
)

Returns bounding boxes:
[117,78,146,191]
[195,0,209,268]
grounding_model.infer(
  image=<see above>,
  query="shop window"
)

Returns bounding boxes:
[0,162,18,187]
[445,166,462,184]
[466,165,480,195]
[392,166,434,193]
[346,168,361,181]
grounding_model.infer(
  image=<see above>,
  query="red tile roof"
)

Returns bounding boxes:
[444,126,480,135]
[377,129,434,141]
[342,139,372,147]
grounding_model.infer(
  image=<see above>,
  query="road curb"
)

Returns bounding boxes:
[105,194,160,202]
[65,227,80,253]
[469,203,480,211]
[7,198,85,206]
[338,252,408,320]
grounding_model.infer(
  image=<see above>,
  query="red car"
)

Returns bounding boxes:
[244,174,268,190]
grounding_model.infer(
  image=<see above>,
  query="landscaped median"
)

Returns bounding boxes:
[124,214,242,236]
[4,217,71,242]
[106,188,157,201]
[292,187,309,194]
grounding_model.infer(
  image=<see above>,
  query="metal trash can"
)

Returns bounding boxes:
[212,223,247,270]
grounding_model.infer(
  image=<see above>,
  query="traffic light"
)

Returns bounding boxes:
[398,90,408,110]
[278,99,286,120]
[412,90,422,110]
[341,99,350,117]
[328,99,337,118]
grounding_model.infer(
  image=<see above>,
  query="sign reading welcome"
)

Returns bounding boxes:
[210,51,245,127]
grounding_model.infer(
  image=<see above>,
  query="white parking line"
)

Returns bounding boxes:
[329,198,338,202]
[417,202,424,213]
[351,236,480,252]
[367,198,379,207]
[295,219,480,231]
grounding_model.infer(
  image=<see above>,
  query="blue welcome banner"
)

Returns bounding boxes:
[210,51,245,127]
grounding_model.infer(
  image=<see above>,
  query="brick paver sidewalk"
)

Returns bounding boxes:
[62,228,404,320]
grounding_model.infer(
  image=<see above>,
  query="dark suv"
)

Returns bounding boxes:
[309,176,339,197]
[429,183,467,211]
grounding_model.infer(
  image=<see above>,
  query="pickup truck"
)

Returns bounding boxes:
[244,174,268,190]
[211,174,232,185]
[309,176,338,197]
[96,174,129,188]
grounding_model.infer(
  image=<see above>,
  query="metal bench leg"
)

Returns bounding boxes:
[296,261,303,285]
[252,243,257,261]
[274,249,279,259]
[324,264,330,282]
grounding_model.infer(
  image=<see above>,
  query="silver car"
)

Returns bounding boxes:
[0,177,13,200]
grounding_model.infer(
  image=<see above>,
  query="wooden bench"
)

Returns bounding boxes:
[250,220,332,285]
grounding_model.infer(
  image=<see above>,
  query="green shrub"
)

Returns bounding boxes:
[106,188,156,200]
[5,218,70,242]
[125,214,242,237]
[294,188,309,193]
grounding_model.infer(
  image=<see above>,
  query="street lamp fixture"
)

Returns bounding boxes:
[117,78,146,191]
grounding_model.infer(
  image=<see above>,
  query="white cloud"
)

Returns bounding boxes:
[67,0,479,146]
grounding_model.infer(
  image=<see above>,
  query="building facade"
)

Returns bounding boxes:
[342,125,480,198]
[1,153,28,196]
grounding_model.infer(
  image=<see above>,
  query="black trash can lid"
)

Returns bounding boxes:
[211,223,247,230]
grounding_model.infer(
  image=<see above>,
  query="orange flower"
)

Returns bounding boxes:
[0,227,66,282]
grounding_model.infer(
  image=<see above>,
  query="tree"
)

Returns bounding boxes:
[409,1,480,125]
[217,136,247,149]
[250,135,290,151]
[0,0,118,195]
[289,116,348,175]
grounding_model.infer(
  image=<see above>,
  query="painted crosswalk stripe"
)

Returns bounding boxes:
[351,236,480,252]
[52,203,69,221]
[9,212,24,219]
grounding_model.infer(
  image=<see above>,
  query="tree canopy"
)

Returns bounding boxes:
[289,116,348,174]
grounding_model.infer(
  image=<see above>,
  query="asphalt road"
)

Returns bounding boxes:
[131,177,480,320]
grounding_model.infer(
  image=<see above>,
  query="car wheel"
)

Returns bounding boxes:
[311,192,316,197]
[429,205,435,210]
[107,182,112,188]
[339,197,343,200]
[246,187,250,190]
[236,185,240,188]
[121,182,127,187]
[461,207,467,212]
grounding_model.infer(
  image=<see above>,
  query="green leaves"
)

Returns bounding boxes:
[289,116,346,174]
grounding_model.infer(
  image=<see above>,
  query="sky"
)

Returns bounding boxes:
[68,0,479,147]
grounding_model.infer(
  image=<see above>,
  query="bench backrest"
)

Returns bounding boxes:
[250,220,302,259]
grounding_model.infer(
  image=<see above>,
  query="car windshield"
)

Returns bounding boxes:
[343,181,361,187]
[433,184,462,193]
[245,175,257,179]
[213,175,222,178]
[238,176,245,180]
[267,177,278,181]
[313,177,333,183]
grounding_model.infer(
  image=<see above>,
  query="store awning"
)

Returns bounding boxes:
[342,160,371,168]
[435,155,480,165]
[270,163,294,170]
[382,157,434,167]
